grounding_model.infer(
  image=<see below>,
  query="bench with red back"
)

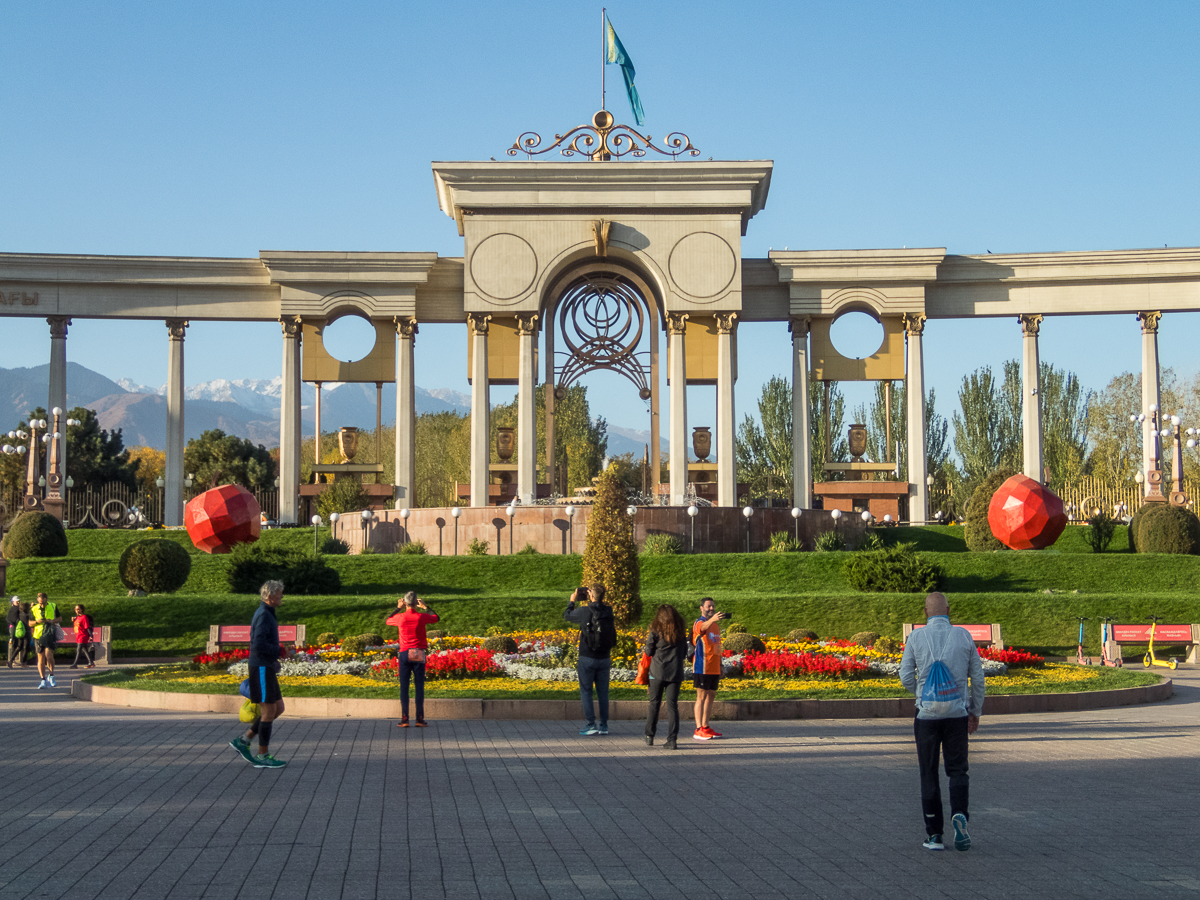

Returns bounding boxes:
[903,622,1004,650]
[1106,623,1199,664]
[206,624,306,655]
[56,625,112,665]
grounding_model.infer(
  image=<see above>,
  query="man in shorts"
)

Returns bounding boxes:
[691,597,729,740]
[229,580,287,768]
[30,593,60,689]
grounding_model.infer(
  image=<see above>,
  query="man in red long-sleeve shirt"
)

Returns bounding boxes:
[386,591,439,727]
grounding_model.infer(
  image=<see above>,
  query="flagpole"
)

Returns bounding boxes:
[601,7,606,111]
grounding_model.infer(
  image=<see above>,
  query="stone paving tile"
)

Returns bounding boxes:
[2,667,1200,898]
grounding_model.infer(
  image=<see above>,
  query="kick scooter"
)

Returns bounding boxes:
[1143,615,1178,671]
[1098,616,1122,668]
[1075,616,1091,665]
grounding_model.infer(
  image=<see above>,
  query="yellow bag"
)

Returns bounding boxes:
[239,700,261,723]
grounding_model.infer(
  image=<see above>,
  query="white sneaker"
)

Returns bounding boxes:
[37,680,46,690]
[47,675,56,688]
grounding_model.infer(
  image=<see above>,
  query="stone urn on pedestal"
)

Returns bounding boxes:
[337,426,359,463]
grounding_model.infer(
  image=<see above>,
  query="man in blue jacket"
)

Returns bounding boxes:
[900,592,986,852]
[230,580,288,769]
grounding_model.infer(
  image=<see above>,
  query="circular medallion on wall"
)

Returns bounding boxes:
[668,231,737,300]
[469,233,538,302]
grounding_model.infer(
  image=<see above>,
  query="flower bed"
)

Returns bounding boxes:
[741,650,872,679]
[979,646,1045,668]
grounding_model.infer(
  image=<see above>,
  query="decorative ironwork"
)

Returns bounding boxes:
[554,275,652,399]
[509,109,700,161]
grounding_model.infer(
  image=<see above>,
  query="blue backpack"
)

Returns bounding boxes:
[920,629,965,717]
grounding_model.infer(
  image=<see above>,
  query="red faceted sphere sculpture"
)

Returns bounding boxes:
[185,485,262,554]
[987,474,1067,551]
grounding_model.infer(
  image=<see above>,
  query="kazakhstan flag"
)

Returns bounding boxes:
[606,17,645,126]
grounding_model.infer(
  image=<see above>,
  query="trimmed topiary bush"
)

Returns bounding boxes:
[785,629,818,643]
[1,511,68,559]
[850,631,881,648]
[875,635,902,654]
[118,538,192,593]
[398,540,427,555]
[641,533,682,556]
[482,635,518,654]
[582,468,642,625]
[843,543,943,593]
[1134,504,1200,555]
[965,469,1015,551]
[319,537,350,555]
[725,623,747,635]
[340,636,366,656]
[723,632,766,654]
[359,632,384,647]
[316,632,339,646]
[227,544,341,595]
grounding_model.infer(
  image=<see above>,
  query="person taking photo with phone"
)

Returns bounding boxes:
[386,591,439,727]
[564,584,617,736]
[692,597,729,740]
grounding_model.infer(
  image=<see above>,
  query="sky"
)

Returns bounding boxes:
[3,1,1200,440]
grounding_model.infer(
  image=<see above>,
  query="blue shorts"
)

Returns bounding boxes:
[248,665,282,704]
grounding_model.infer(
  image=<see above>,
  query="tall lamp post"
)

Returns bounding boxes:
[505,504,515,555]
[790,507,801,546]
[361,509,373,551]
[687,504,698,552]
[742,505,753,554]
[311,515,322,555]
[1129,404,1168,503]
[155,476,165,524]
[565,505,576,554]
[451,506,461,555]
[399,507,411,548]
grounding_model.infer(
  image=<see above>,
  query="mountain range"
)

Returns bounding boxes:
[0,363,665,456]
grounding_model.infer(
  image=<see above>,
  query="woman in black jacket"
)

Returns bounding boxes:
[642,604,688,749]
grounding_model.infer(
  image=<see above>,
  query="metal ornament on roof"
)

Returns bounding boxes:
[554,274,652,399]
[508,109,700,161]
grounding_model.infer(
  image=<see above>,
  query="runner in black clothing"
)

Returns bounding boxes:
[229,580,287,768]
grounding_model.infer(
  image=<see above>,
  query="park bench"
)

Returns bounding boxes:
[55,626,112,666]
[903,622,1004,650]
[206,624,306,655]
[1105,623,1200,665]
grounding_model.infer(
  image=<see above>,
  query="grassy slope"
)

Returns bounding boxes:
[7,524,1200,657]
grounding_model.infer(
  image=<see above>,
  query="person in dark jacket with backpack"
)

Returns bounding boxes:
[564,584,616,736]
[642,604,688,749]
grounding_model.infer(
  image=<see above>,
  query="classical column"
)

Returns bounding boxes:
[790,317,812,509]
[279,317,302,525]
[666,312,689,506]
[164,319,188,527]
[468,313,492,507]
[1139,311,1162,493]
[716,313,738,507]
[1019,314,1044,481]
[394,316,418,507]
[904,314,928,524]
[516,314,539,505]
[46,316,71,483]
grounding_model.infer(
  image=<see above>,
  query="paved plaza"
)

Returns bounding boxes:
[1,667,1198,900]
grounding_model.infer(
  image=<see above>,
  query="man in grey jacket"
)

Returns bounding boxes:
[899,592,986,852]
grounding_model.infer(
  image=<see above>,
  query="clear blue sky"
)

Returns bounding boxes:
[4,1,1200,437]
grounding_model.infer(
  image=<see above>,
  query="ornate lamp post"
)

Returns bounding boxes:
[1129,405,1167,503]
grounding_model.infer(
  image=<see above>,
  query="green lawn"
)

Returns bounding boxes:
[6,524,1199,658]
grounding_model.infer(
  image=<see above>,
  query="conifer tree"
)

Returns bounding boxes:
[581,467,641,625]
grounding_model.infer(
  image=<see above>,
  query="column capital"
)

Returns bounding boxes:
[1138,310,1162,334]
[515,313,540,336]
[166,318,189,341]
[902,313,926,336]
[394,316,419,339]
[467,312,492,336]
[788,316,811,337]
[46,316,72,339]
[1018,313,1044,336]
[280,315,303,338]
[715,312,738,335]
[665,312,689,336]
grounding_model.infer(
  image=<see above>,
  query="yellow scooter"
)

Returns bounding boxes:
[1143,616,1178,671]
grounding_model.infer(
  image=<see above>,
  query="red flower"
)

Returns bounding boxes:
[740,650,870,679]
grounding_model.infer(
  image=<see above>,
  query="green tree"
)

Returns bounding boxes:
[1040,363,1091,485]
[184,429,275,490]
[736,375,793,502]
[581,467,641,624]
[533,384,607,495]
[952,365,1020,483]
[412,411,470,507]
[1086,369,1182,483]
[810,379,847,487]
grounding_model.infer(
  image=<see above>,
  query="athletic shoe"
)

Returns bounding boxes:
[702,726,722,738]
[579,724,600,736]
[951,813,971,851]
[397,717,409,728]
[229,737,255,763]
[693,728,713,741]
[597,725,608,735]
[643,735,654,746]
[252,754,287,769]
[37,680,46,690]
[415,719,428,727]
[47,675,56,688]
[923,834,945,851]
[663,739,677,750]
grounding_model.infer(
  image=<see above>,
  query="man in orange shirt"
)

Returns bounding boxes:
[691,597,729,740]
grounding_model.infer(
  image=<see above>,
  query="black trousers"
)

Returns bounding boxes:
[72,642,94,666]
[914,715,969,836]
[644,679,681,742]
[399,657,425,720]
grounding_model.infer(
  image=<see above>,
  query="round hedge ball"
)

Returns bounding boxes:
[723,632,766,654]
[1,511,68,559]
[118,538,192,593]
[482,635,519,654]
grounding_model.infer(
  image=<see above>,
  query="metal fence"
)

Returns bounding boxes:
[1,483,279,528]
[928,476,1200,524]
